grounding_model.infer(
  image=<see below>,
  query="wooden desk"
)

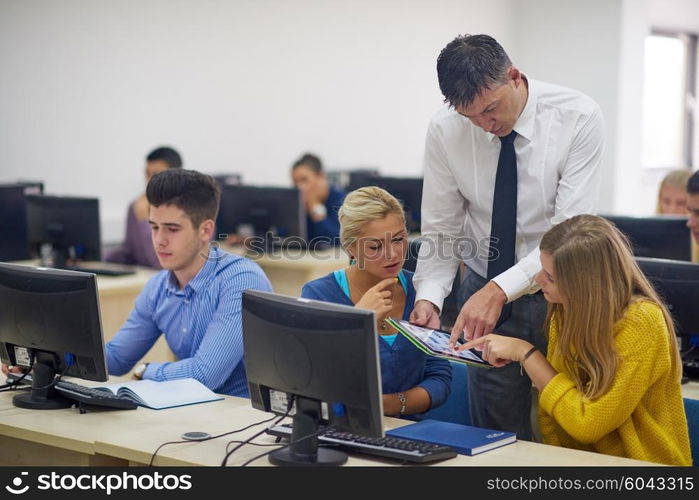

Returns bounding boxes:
[0,387,656,467]
[95,268,173,364]
[683,380,699,400]
[9,261,171,365]
[223,244,348,297]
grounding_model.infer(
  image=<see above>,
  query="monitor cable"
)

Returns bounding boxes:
[148,413,279,466]
[220,395,296,466]
[0,360,35,392]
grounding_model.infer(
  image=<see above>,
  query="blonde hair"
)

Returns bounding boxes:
[540,215,682,400]
[338,187,406,251]
[656,169,691,214]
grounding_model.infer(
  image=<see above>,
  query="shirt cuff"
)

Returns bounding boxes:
[539,372,576,416]
[414,280,449,313]
[491,265,540,302]
[142,362,160,381]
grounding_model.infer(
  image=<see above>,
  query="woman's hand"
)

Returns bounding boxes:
[355,278,397,321]
[459,334,533,368]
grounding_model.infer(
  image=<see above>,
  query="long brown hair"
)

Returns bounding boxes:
[540,215,682,399]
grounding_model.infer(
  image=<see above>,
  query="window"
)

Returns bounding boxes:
[641,32,697,170]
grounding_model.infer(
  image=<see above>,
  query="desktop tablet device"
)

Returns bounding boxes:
[386,318,492,368]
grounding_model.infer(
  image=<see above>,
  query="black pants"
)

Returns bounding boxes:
[458,269,548,441]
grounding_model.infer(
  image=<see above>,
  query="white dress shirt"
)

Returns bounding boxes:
[414,78,605,311]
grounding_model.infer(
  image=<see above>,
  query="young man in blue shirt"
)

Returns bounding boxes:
[105,169,272,396]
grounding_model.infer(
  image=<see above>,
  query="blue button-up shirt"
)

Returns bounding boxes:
[105,247,272,396]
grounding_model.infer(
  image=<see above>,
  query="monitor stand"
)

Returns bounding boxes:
[268,397,347,466]
[12,354,73,410]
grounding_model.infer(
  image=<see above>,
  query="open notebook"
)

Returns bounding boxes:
[97,378,223,410]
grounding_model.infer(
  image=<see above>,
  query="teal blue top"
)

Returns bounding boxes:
[381,334,398,346]
[301,268,452,413]
[333,269,407,349]
[332,268,410,298]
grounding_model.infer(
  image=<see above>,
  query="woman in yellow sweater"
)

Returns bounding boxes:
[460,214,691,465]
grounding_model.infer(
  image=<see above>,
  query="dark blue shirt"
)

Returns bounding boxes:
[301,269,451,414]
[105,247,272,397]
[306,186,345,245]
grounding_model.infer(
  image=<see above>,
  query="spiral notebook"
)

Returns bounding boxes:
[97,378,223,410]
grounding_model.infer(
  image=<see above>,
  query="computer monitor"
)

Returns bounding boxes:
[216,185,307,248]
[212,173,243,186]
[636,257,699,340]
[0,185,30,261]
[242,289,383,466]
[15,180,44,196]
[26,194,101,268]
[349,176,423,233]
[326,168,379,189]
[0,262,108,409]
[602,214,691,261]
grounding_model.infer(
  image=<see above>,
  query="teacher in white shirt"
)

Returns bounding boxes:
[410,34,605,440]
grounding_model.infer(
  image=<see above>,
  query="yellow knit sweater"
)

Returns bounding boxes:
[538,300,692,465]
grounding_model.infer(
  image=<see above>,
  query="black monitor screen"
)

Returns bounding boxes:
[26,194,101,267]
[0,262,107,409]
[349,176,423,233]
[212,173,242,186]
[242,290,383,465]
[326,169,379,189]
[636,257,699,338]
[216,185,307,247]
[0,185,30,261]
[602,215,691,261]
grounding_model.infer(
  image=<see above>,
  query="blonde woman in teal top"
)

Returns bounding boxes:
[301,187,451,418]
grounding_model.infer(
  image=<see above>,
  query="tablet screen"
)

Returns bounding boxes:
[392,319,490,366]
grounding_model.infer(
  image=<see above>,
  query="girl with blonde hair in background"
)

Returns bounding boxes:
[656,168,691,215]
[458,214,691,465]
[656,168,699,262]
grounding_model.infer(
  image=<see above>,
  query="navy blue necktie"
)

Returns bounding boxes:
[487,130,517,326]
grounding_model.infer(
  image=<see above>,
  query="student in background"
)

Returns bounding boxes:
[656,168,691,215]
[291,153,345,246]
[687,171,699,262]
[301,187,451,418]
[105,169,272,396]
[459,215,691,465]
[106,146,183,268]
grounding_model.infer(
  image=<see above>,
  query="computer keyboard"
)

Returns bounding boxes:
[266,423,457,463]
[5,373,137,410]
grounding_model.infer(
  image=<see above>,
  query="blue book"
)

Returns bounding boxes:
[386,419,516,456]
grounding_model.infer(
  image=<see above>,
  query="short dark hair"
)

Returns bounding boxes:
[688,171,699,195]
[436,34,512,109]
[291,153,323,174]
[146,169,220,227]
[146,146,183,169]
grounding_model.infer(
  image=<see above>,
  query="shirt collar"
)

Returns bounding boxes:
[165,246,224,296]
[487,74,536,144]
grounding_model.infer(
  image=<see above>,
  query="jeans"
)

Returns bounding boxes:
[459,269,548,441]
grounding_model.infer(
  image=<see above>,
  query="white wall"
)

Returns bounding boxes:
[0,0,511,243]
[509,0,624,214]
[649,0,699,32]
[2,0,696,243]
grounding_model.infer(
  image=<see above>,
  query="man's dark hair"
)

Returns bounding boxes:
[146,169,220,227]
[146,146,183,169]
[291,153,323,174]
[688,171,699,195]
[436,34,512,109]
